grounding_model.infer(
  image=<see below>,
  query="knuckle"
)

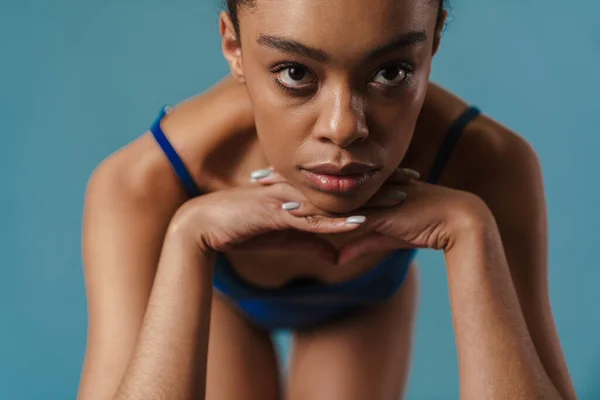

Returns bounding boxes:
[304,215,322,227]
[271,210,290,229]
[268,182,290,198]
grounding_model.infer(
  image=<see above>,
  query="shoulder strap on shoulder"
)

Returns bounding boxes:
[150,106,202,197]
[426,106,481,184]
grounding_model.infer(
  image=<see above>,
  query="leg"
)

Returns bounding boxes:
[206,292,281,400]
[286,265,419,400]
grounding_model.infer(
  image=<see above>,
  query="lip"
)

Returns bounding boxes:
[302,162,378,175]
[300,162,379,193]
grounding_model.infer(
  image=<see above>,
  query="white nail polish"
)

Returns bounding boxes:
[250,169,272,180]
[282,202,301,211]
[387,190,407,201]
[346,216,366,224]
[402,168,421,179]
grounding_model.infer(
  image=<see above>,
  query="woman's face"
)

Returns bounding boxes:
[223,0,441,213]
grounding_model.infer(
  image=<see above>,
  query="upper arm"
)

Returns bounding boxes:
[76,79,252,399]
[77,146,188,400]
[460,121,577,399]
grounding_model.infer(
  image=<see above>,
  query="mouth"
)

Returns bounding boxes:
[299,162,380,194]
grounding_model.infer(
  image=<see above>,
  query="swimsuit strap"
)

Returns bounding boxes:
[151,104,481,194]
[150,106,202,197]
[426,106,481,184]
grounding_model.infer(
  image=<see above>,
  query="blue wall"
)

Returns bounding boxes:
[1,1,598,398]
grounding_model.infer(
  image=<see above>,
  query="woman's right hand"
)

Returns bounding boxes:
[167,177,366,263]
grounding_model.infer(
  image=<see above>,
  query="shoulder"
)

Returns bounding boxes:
[418,83,542,196]
[422,83,542,196]
[443,104,547,254]
[151,76,257,191]
[454,111,542,198]
[421,83,545,239]
[86,76,255,212]
[84,133,188,223]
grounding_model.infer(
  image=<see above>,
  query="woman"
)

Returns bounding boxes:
[77,0,577,399]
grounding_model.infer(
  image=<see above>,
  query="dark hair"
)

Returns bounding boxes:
[226,0,449,38]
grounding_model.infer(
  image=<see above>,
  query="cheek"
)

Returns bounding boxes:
[243,62,318,174]
[250,97,311,175]
[241,67,300,167]
[372,85,428,164]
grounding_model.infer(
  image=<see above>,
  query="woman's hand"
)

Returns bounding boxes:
[253,167,495,264]
[168,177,397,263]
[338,179,494,264]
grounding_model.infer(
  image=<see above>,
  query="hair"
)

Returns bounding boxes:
[225,0,449,38]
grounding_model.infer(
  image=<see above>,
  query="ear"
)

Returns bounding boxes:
[219,11,246,83]
[432,9,448,56]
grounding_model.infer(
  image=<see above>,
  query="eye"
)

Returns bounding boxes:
[275,64,315,88]
[371,65,410,86]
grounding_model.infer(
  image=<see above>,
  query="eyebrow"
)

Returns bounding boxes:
[257,31,428,63]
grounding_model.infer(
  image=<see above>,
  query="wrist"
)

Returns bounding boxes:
[445,193,499,253]
[166,210,216,262]
[443,197,509,278]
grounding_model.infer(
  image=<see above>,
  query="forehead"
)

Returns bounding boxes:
[241,0,436,57]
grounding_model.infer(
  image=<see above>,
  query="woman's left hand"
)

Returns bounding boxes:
[252,167,494,264]
[338,170,494,264]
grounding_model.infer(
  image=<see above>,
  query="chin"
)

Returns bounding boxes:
[290,167,386,213]
[302,189,376,214]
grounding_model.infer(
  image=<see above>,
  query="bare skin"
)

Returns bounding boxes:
[77,0,577,399]
[78,80,577,400]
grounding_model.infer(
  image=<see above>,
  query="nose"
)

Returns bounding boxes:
[314,88,369,148]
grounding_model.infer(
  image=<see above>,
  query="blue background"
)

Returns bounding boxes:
[1,1,598,399]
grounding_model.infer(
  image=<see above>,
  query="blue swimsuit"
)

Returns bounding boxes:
[150,105,481,331]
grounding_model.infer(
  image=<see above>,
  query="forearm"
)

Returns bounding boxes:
[445,217,562,400]
[115,228,215,400]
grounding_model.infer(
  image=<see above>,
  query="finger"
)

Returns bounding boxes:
[362,186,408,208]
[261,183,363,233]
[282,212,366,234]
[362,179,431,209]
[279,199,339,219]
[266,182,353,220]
[266,181,308,203]
[249,168,287,185]
[386,167,421,184]
[279,200,364,234]
[264,182,347,218]
[275,190,360,223]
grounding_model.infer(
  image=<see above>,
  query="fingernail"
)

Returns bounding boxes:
[401,168,420,180]
[387,190,407,201]
[346,216,366,225]
[282,202,301,211]
[250,169,272,181]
